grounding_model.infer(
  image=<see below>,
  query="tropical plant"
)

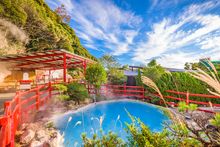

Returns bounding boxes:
[99,54,119,70]
[66,82,88,105]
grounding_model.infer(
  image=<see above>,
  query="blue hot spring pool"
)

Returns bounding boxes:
[54,100,170,146]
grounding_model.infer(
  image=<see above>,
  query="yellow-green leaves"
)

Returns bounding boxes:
[210,113,220,127]
[178,102,198,112]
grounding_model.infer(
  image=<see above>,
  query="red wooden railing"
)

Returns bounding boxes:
[163,90,220,113]
[87,84,220,113]
[0,82,54,147]
[88,84,145,98]
[1,81,219,146]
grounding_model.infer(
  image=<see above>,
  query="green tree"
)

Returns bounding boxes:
[147,59,157,67]
[85,63,107,90]
[99,54,126,85]
[99,54,119,70]
[67,82,88,105]
[142,60,166,82]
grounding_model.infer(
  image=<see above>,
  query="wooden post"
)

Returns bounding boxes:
[16,91,21,121]
[63,53,67,83]
[4,101,11,146]
[49,82,52,100]
[36,87,40,110]
[186,91,189,105]
[124,82,126,96]
[142,87,145,99]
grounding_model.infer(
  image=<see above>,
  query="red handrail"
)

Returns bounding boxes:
[88,84,219,113]
[0,82,53,147]
[88,84,145,98]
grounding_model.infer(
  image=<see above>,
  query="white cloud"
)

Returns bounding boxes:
[48,0,142,55]
[133,1,220,68]
[46,0,220,68]
[199,35,220,50]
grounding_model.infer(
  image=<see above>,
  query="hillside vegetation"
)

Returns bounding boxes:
[0,0,96,60]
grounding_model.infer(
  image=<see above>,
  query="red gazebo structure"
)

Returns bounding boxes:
[0,49,95,83]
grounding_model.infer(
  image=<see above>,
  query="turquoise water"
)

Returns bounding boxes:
[54,100,169,146]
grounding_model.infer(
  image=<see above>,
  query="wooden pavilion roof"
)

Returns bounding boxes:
[0,49,95,70]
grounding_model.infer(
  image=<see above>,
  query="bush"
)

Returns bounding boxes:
[82,114,200,147]
[82,131,125,147]
[53,84,67,94]
[149,72,220,103]
[67,82,88,105]
[108,68,126,85]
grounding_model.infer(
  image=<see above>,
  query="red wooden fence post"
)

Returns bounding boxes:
[4,101,11,146]
[49,82,52,100]
[87,84,90,94]
[186,91,189,105]
[16,91,21,122]
[36,86,40,110]
[142,87,145,99]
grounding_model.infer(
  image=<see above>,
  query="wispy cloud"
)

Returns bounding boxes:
[46,0,220,68]
[133,1,220,68]
[47,0,142,55]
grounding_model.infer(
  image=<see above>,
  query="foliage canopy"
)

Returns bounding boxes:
[0,0,96,60]
[85,63,107,89]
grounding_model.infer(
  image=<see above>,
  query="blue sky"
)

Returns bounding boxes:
[46,0,220,68]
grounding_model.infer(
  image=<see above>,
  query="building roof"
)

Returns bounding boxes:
[0,49,95,70]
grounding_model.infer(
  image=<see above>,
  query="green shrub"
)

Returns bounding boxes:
[82,131,125,147]
[148,72,220,104]
[53,84,67,94]
[67,82,88,105]
[82,114,201,147]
